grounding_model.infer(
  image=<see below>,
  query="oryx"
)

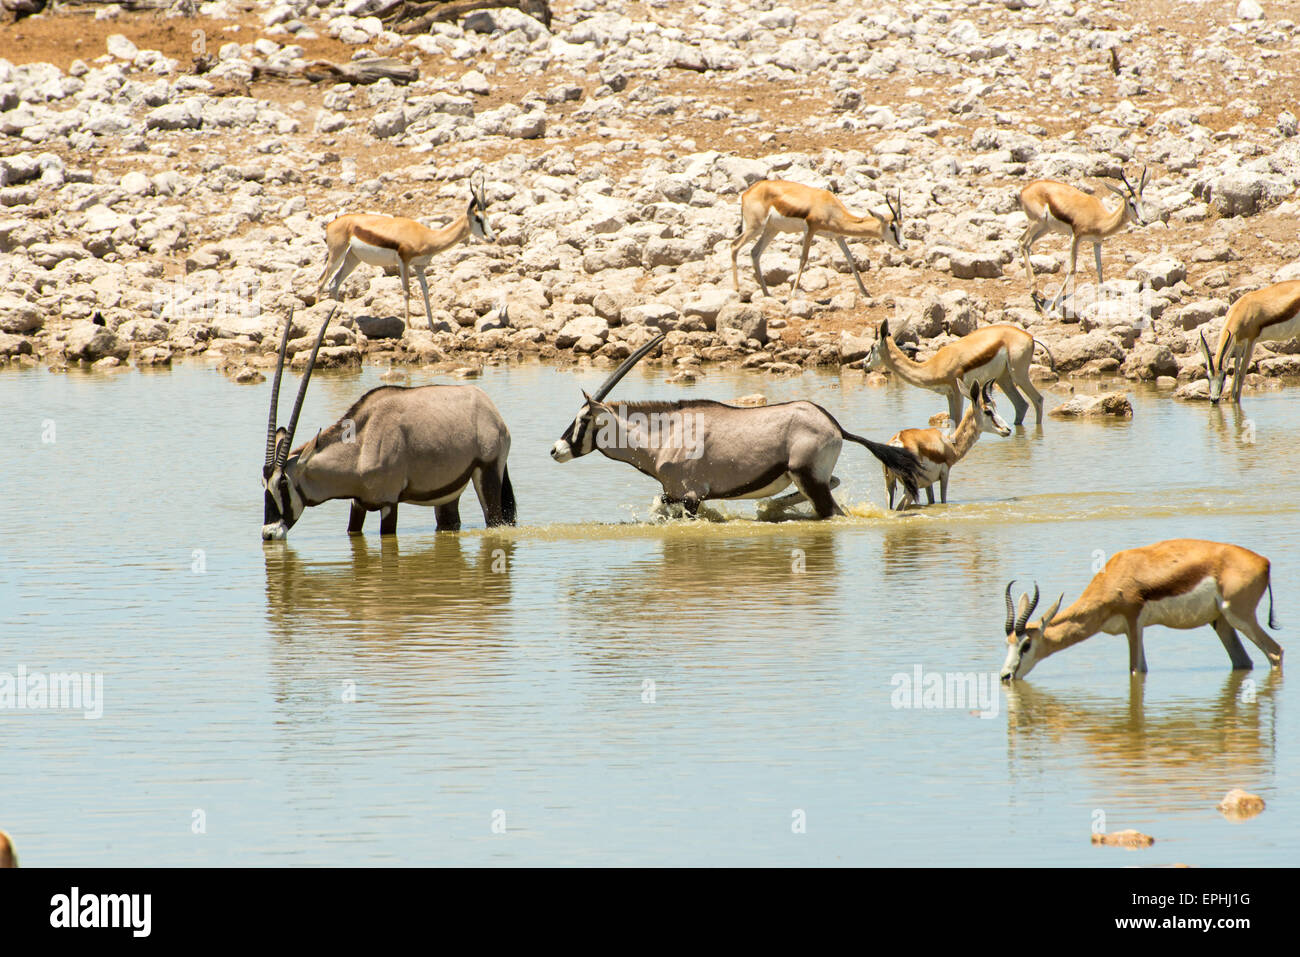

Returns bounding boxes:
[261,308,516,540]
[549,333,925,518]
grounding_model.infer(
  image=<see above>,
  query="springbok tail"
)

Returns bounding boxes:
[501,465,517,526]
[1268,578,1280,630]
[1032,338,1057,372]
[843,431,921,499]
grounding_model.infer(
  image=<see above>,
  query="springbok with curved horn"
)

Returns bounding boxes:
[550,333,925,518]
[261,309,515,540]
[1199,280,1300,404]
[883,381,1011,510]
[730,180,905,298]
[1018,166,1149,313]
[317,176,494,329]
[865,320,1054,425]
[1000,540,1284,680]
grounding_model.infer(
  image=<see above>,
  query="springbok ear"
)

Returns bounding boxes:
[880,319,890,339]
[1102,182,1126,196]
[580,389,593,404]
[969,381,980,402]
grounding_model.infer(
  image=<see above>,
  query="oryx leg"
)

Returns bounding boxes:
[835,236,870,297]
[379,504,398,536]
[791,224,815,295]
[996,368,1030,426]
[770,476,840,509]
[347,500,367,534]
[434,501,462,532]
[471,466,509,528]
[1212,617,1254,671]
[750,224,778,297]
[1126,618,1148,674]
[1050,237,1081,314]
[791,469,843,519]
[414,265,434,331]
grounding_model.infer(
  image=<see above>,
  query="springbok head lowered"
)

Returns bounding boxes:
[1198,330,1231,404]
[550,332,666,462]
[467,174,495,243]
[999,581,1064,681]
[1103,165,1150,227]
[261,306,336,541]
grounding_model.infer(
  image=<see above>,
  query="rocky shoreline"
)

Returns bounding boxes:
[2,0,1299,405]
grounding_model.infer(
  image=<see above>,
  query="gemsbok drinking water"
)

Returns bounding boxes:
[261,308,515,540]
[1000,540,1284,679]
[550,332,925,518]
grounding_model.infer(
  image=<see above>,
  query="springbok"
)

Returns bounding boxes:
[316,176,493,329]
[261,309,515,540]
[883,381,1010,510]
[550,333,925,518]
[730,179,905,298]
[1018,166,1149,313]
[865,320,1054,425]
[0,829,15,868]
[1199,280,1300,404]
[1000,540,1284,680]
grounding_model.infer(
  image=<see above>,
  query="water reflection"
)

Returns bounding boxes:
[1004,673,1280,803]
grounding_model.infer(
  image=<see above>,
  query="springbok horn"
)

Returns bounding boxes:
[1004,581,1017,635]
[276,306,337,468]
[1199,331,1215,375]
[894,188,903,219]
[1015,584,1040,635]
[1119,169,1133,192]
[1139,165,1149,190]
[591,331,666,402]
[265,306,295,473]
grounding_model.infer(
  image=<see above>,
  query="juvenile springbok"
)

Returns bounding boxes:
[883,381,1010,510]
[1018,166,1149,313]
[261,308,515,540]
[730,179,905,298]
[1200,280,1300,404]
[317,176,493,329]
[551,333,925,518]
[865,320,1054,425]
[1000,540,1284,680]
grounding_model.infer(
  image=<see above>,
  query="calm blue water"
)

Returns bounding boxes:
[0,361,1294,865]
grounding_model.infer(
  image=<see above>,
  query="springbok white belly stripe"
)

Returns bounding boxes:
[767,213,809,234]
[348,239,401,268]
[1138,577,1220,630]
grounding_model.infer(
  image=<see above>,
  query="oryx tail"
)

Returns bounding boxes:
[840,429,922,500]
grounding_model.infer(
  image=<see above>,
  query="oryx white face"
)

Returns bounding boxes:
[551,397,603,462]
[261,462,306,541]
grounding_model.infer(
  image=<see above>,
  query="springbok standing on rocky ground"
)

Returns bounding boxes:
[1018,166,1149,314]
[1000,540,1283,680]
[261,308,515,540]
[1200,279,1300,404]
[730,179,905,298]
[865,320,1054,426]
[317,176,493,329]
[550,333,925,518]
[882,381,1011,510]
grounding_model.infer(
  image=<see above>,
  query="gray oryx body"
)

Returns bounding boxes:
[261,310,515,540]
[550,334,924,518]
